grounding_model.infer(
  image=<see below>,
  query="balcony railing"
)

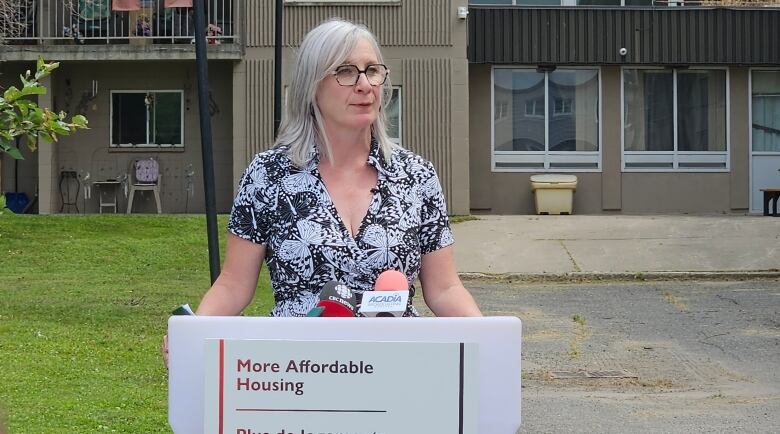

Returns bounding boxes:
[1,0,238,45]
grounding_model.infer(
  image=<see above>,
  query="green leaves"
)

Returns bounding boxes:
[1,57,86,160]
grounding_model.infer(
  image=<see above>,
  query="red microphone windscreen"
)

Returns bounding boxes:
[318,300,355,317]
[316,281,357,317]
[374,270,408,292]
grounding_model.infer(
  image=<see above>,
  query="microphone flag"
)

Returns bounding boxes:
[359,270,410,317]
[307,281,356,317]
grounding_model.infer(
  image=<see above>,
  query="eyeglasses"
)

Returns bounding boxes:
[331,64,389,86]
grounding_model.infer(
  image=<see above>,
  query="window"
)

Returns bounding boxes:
[525,99,544,117]
[622,69,728,170]
[553,97,573,115]
[469,0,654,5]
[492,68,600,171]
[111,91,183,148]
[285,0,399,4]
[386,87,402,144]
[752,71,780,153]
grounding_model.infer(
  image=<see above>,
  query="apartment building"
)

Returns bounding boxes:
[469,0,780,214]
[1,1,778,215]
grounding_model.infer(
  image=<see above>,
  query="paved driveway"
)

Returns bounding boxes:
[418,279,780,433]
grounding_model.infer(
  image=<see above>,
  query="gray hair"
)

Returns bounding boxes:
[274,19,398,167]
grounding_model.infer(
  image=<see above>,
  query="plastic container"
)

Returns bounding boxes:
[530,174,578,215]
[3,192,29,214]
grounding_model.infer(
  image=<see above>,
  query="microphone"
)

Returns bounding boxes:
[307,281,356,317]
[358,270,410,317]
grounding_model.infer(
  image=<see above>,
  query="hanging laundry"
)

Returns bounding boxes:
[165,0,193,7]
[112,0,140,11]
[79,0,111,19]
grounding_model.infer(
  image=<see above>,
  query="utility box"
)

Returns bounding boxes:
[530,174,578,215]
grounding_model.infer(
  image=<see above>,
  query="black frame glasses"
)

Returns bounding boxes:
[331,64,389,86]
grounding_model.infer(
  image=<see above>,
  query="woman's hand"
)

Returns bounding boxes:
[162,334,169,369]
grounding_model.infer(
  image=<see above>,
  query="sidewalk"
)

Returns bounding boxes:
[451,215,780,277]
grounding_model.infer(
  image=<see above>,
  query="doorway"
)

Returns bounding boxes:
[750,70,780,213]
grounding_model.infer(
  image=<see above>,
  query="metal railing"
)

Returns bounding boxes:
[1,0,237,45]
[653,0,780,5]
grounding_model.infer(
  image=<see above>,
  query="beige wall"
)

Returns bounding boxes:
[469,64,751,214]
[235,0,471,214]
[46,60,235,213]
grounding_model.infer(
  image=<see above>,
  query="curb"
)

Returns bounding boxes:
[459,270,780,283]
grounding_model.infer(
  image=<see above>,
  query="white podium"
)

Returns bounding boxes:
[168,316,521,433]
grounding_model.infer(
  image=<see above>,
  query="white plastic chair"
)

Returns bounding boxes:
[126,157,162,213]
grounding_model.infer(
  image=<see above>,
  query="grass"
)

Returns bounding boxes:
[0,214,273,433]
[568,314,589,359]
[449,215,480,224]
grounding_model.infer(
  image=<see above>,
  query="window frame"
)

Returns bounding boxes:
[490,65,603,173]
[387,86,402,145]
[748,67,780,212]
[109,89,185,149]
[749,68,780,157]
[620,66,730,173]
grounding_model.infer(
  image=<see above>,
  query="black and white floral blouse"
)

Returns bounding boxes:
[227,137,453,317]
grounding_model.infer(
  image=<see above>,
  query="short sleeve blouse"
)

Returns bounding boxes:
[227,138,453,317]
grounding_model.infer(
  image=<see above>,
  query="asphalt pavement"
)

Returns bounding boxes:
[415,279,780,433]
[438,215,780,432]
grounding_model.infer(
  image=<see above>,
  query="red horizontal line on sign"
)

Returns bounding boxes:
[235,409,387,413]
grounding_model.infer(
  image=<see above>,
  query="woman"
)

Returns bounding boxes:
[163,19,481,362]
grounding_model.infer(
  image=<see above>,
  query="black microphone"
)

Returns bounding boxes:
[307,281,357,317]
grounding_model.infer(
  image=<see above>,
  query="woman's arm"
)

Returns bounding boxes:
[418,245,482,317]
[164,233,266,367]
[195,233,267,316]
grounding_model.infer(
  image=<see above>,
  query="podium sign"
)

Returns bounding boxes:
[168,317,521,433]
[204,339,478,433]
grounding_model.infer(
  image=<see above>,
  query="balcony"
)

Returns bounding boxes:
[0,0,241,61]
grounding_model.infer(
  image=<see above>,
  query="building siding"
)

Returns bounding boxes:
[244,58,276,158]
[469,7,780,65]
[246,0,453,48]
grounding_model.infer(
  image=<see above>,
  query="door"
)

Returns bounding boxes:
[750,70,780,213]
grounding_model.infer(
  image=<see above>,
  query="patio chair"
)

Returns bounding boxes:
[127,157,162,213]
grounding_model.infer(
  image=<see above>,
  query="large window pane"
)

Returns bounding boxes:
[752,71,780,153]
[494,69,545,151]
[112,93,146,145]
[578,0,621,5]
[548,69,599,152]
[677,70,726,152]
[469,0,513,4]
[623,69,673,151]
[152,92,182,145]
[516,0,562,4]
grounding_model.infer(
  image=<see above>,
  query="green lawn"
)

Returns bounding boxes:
[0,214,273,433]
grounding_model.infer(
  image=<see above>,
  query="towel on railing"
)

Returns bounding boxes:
[165,0,193,7]
[112,0,140,11]
[79,0,111,19]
